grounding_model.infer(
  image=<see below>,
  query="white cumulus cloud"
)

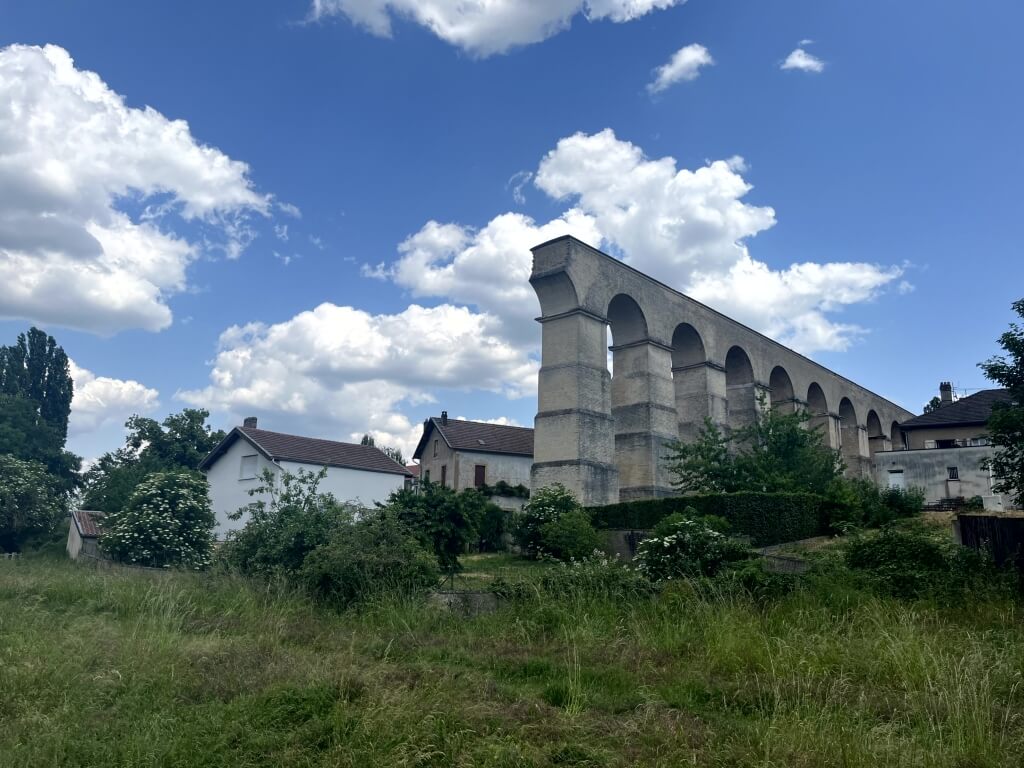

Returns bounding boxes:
[0,44,271,334]
[179,302,539,457]
[781,46,825,73]
[310,0,685,56]
[647,43,714,93]
[69,361,160,435]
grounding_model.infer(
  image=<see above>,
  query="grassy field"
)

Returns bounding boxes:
[1,554,1022,767]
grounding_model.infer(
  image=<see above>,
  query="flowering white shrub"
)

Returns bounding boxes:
[514,484,600,561]
[633,517,748,582]
[101,471,215,569]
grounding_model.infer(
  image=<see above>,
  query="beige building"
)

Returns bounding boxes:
[873,384,1011,510]
[413,413,534,511]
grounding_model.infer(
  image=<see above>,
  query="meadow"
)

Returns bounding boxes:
[1,552,1022,767]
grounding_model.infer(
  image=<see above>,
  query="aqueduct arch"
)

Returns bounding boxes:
[530,236,914,506]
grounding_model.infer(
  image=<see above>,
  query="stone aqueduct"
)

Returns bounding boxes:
[529,236,915,507]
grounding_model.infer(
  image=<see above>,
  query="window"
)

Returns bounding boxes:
[433,439,438,457]
[474,464,486,488]
[424,469,430,483]
[947,466,960,481]
[441,465,447,487]
[924,440,937,449]
[240,454,258,480]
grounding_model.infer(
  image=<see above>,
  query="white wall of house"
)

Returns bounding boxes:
[205,436,280,537]
[277,460,406,509]
[205,437,409,538]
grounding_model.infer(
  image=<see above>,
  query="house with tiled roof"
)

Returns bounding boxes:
[413,412,534,510]
[199,418,412,537]
[872,384,1013,510]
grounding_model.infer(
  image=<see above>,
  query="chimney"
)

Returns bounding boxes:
[243,416,258,429]
[939,382,953,406]
[441,410,448,425]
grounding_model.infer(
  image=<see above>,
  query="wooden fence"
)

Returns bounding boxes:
[956,514,1024,574]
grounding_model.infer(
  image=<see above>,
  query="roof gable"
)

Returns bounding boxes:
[413,417,534,460]
[200,427,411,476]
[900,389,1012,429]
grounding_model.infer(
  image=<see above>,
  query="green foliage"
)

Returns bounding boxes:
[515,484,601,561]
[100,471,215,569]
[843,522,1002,600]
[300,513,439,609]
[0,454,67,552]
[491,552,654,601]
[81,408,226,513]
[359,433,405,465]
[979,297,1024,508]
[923,396,943,414]
[590,492,824,546]
[384,481,477,573]
[459,489,508,552]
[221,468,356,578]
[633,516,750,582]
[476,480,531,499]
[823,478,924,533]
[665,407,843,496]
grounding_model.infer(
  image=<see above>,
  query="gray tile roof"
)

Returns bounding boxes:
[200,427,412,476]
[413,417,534,459]
[900,389,1011,429]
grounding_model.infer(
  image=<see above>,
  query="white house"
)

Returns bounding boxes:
[199,418,412,538]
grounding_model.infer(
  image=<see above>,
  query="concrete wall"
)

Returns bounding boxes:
[205,436,407,538]
[872,446,1004,509]
[66,518,82,559]
[530,236,915,505]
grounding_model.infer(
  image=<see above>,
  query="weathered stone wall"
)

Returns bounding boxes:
[530,236,915,505]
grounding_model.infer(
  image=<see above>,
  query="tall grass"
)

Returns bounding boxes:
[1,555,1021,767]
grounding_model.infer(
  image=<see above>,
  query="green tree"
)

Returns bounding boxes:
[383,481,477,573]
[0,454,67,552]
[81,408,226,513]
[360,433,405,465]
[979,298,1024,508]
[665,406,843,496]
[221,467,355,579]
[515,484,601,561]
[923,396,943,414]
[100,471,215,569]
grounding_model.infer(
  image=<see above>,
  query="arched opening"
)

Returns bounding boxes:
[671,323,709,443]
[725,346,757,436]
[890,421,905,451]
[838,397,862,472]
[807,383,831,445]
[866,410,886,456]
[769,366,796,414]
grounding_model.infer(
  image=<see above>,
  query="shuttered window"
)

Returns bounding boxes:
[474,465,486,488]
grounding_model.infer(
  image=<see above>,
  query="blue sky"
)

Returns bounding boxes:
[1,0,1022,461]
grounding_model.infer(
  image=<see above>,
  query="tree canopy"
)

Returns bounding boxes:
[665,405,844,496]
[979,298,1024,508]
[81,408,226,513]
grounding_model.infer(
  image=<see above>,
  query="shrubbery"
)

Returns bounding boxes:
[221,468,356,578]
[491,552,654,601]
[0,454,67,552]
[633,512,749,582]
[301,513,440,609]
[823,478,924,533]
[590,492,823,546]
[101,471,214,569]
[515,484,602,561]
[843,521,999,599]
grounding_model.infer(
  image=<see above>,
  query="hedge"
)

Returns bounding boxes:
[588,492,826,547]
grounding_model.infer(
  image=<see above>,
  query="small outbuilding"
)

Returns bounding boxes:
[67,509,103,560]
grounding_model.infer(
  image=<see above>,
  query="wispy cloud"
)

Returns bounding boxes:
[648,43,714,94]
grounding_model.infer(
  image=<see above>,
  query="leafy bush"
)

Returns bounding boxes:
[100,471,214,569]
[515,484,602,561]
[824,478,924,533]
[633,516,750,582]
[843,522,1000,600]
[590,492,823,546]
[0,454,67,552]
[473,498,510,552]
[300,514,439,609]
[384,482,478,573]
[221,468,355,579]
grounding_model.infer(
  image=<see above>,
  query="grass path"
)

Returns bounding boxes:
[1,556,1022,767]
